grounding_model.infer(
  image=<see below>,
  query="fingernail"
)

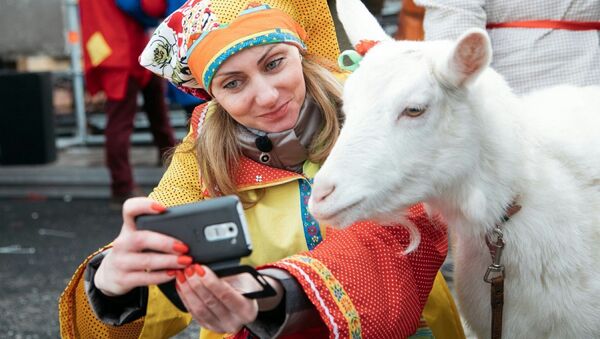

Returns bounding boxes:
[177,255,193,265]
[185,266,194,277]
[172,241,189,254]
[194,264,205,277]
[176,270,186,283]
[175,283,180,291]
[151,202,167,213]
[166,270,177,276]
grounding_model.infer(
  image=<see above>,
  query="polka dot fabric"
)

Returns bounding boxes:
[209,0,340,64]
[148,137,204,207]
[58,246,146,338]
[263,203,448,338]
[149,104,205,206]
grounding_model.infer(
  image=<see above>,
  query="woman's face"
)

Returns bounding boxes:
[210,43,306,133]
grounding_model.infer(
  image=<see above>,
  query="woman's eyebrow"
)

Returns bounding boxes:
[214,71,241,79]
[214,46,280,79]
[257,45,277,65]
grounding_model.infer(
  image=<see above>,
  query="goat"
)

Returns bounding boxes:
[308,0,600,337]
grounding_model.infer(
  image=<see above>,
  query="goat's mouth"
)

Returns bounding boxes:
[310,198,364,227]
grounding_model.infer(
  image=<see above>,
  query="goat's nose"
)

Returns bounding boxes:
[311,181,336,204]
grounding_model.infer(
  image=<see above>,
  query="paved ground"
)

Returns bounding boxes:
[0,198,201,338]
[0,198,119,338]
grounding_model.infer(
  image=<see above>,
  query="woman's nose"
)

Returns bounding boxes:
[254,79,278,107]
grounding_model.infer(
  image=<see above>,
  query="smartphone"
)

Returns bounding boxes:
[136,195,275,311]
[136,195,252,265]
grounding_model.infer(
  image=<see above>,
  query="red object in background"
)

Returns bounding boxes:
[26,192,48,202]
[395,0,425,40]
[141,0,167,18]
[78,0,152,100]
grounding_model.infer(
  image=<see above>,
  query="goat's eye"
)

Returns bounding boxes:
[402,105,427,118]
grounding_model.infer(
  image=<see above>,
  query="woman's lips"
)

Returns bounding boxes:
[261,101,290,120]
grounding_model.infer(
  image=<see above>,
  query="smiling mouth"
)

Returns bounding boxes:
[261,101,290,118]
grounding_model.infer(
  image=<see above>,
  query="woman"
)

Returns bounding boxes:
[58,0,465,338]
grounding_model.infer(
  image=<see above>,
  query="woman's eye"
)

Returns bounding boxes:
[402,105,427,118]
[223,80,240,89]
[265,58,283,71]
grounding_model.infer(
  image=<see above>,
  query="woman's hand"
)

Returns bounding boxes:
[94,197,192,296]
[176,264,283,334]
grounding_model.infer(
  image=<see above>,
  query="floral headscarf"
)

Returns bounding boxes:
[139,0,340,100]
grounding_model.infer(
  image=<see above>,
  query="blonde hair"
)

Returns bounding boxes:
[196,54,344,203]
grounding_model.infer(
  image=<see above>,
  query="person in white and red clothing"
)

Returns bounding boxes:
[415,0,600,94]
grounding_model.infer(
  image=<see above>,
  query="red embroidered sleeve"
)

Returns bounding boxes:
[263,203,447,338]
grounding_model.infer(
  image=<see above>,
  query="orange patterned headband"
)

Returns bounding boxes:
[187,4,307,92]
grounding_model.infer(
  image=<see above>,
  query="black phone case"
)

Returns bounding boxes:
[136,196,275,311]
[136,196,252,264]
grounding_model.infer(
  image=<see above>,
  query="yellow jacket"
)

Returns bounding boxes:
[58,103,464,339]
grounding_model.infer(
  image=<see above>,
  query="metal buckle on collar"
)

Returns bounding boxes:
[484,228,505,283]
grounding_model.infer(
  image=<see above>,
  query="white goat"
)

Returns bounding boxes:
[308,0,600,337]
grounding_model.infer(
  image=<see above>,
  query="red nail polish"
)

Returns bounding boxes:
[195,264,205,277]
[151,202,167,213]
[185,266,194,277]
[177,255,193,265]
[175,283,180,291]
[166,270,176,276]
[172,241,189,254]
[176,270,186,283]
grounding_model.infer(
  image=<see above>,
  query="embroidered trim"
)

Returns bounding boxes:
[279,260,340,339]
[202,28,305,88]
[239,3,271,15]
[192,103,210,138]
[285,255,362,338]
[299,178,323,250]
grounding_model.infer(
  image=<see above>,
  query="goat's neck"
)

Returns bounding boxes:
[435,75,527,237]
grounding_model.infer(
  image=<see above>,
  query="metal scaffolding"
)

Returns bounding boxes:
[59,0,88,148]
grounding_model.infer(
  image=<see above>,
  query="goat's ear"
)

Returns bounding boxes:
[337,0,391,47]
[443,28,491,87]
